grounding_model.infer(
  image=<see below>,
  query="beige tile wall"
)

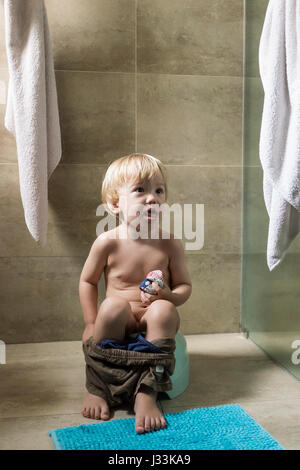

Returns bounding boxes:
[0,0,243,343]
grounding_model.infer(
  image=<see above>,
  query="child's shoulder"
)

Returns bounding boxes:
[160,230,184,250]
[97,227,118,241]
[91,229,118,252]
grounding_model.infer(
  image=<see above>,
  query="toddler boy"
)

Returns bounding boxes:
[79,153,192,434]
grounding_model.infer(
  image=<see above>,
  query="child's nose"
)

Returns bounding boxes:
[145,192,156,203]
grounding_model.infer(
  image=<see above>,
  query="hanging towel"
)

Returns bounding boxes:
[259,0,300,271]
[4,0,62,246]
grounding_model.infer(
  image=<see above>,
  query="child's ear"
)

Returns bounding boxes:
[112,202,120,215]
[105,200,120,216]
[111,201,120,215]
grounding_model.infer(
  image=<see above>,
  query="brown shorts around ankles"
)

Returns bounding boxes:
[82,336,176,408]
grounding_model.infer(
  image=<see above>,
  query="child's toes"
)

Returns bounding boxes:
[135,416,145,434]
[155,417,162,430]
[150,417,156,431]
[144,416,151,432]
[160,417,166,428]
[101,406,110,420]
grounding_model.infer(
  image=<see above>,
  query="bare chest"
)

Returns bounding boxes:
[104,240,170,292]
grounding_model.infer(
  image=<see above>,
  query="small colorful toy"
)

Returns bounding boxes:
[139,270,164,295]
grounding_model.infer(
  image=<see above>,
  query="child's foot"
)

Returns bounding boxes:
[82,392,110,420]
[133,385,166,434]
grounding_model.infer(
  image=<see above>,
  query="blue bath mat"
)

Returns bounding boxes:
[48,404,284,450]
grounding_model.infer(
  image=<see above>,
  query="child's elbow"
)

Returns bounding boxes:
[187,283,192,298]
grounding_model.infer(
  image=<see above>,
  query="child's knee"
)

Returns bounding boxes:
[147,300,180,330]
[98,296,131,324]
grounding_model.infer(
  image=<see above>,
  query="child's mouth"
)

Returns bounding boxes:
[145,207,158,219]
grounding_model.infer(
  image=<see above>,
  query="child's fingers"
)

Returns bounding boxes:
[141,290,151,303]
[152,281,160,292]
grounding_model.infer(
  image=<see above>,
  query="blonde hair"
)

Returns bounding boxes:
[101,153,168,215]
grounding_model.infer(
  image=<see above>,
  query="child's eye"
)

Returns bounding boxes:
[134,187,144,192]
[156,188,164,194]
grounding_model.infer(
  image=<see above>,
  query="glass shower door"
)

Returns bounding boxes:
[242,0,300,380]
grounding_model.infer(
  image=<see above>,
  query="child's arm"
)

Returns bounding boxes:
[79,235,110,340]
[141,239,192,306]
[166,238,192,307]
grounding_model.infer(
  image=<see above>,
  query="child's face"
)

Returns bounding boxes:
[116,173,166,226]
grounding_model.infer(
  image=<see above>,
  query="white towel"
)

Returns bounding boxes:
[4,0,61,246]
[259,0,300,271]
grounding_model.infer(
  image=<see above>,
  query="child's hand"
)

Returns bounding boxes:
[140,289,152,305]
[140,281,173,304]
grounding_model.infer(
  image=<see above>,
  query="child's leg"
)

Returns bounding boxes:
[134,300,180,433]
[82,296,136,420]
[141,299,180,342]
[93,296,137,344]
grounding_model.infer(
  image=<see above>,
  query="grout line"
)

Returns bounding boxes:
[0,69,256,80]
[0,253,243,259]
[0,162,261,168]
[159,398,300,414]
[0,253,87,260]
[0,411,118,421]
[1,65,251,79]
[240,0,246,336]
[52,68,244,79]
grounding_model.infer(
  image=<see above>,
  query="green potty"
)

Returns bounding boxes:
[165,331,189,399]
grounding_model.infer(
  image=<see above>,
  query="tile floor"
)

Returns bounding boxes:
[0,333,300,450]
